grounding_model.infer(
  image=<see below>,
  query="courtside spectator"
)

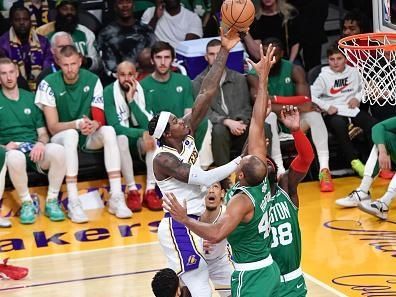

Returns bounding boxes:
[36,0,101,73]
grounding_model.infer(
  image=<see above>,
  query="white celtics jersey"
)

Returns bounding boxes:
[204,205,229,261]
[155,135,206,216]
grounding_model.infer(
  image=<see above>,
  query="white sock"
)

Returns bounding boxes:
[128,183,138,191]
[67,181,79,201]
[146,151,156,190]
[110,177,122,195]
[47,187,59,201]
[20,191,32,203]
[318,154,329,171]
[358,175,373,194]
[379,174,396,206]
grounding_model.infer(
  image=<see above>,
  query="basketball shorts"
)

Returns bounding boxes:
[158,213,205,275]
[0,147,5,169]
[279,275,307,297]
[231,257,280,297]
[207,253,233,295]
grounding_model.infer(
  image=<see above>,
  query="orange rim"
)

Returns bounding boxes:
[338,32,396,50]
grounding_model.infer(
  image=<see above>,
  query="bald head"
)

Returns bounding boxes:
[240,155,267,186]
[117,61,137,92]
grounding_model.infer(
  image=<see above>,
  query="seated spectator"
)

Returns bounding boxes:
[136,47,154,81]
[140,41,211,167]
[141,0,203,49]
[243,0,301,63]
[0,3,53,91]
[24,0,51,28]
[151,268,181,297]
[97,0,156,81]
[311,42,377,177]
[35,45,132,223]
[104,61,162,212]
[36,0,101,73]
[247,38,333,192]
[193,38,251,166]
[36,31,73,85]
[0,57,66,225]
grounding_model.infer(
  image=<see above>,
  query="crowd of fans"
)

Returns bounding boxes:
[0,0,393,227]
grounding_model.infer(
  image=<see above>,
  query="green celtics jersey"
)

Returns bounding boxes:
[36,68,103,122]
[225,178,273,263]
[0,89,44,144]
[270,185,301,275]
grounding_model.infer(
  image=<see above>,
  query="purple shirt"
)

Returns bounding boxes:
[0,31,53,79]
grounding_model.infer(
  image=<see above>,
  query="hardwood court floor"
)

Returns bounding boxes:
[0,176,395,296]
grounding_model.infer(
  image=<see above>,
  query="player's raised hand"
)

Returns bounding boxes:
[280,105,300,132]
[162,192,188,224]
[246,43,276,78]
[220,27,240,51]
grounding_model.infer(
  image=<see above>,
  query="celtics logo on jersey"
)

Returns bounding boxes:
[176,86,183,93]
[83,86,90,93]
[24,108,31,115]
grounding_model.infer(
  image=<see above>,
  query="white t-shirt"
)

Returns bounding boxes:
[141,6,203,49]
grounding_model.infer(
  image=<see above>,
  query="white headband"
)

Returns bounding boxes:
[153,111,171,139]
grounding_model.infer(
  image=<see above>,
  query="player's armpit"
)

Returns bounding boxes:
[153,152,191,182]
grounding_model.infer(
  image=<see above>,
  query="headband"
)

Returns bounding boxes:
[153,111,171,139]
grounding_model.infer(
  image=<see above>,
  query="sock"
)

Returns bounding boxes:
[318,155,329,171]
[20,191,32,203]
[358,175,373,194]
[379,174,396,206]
[67,182,79,201]
[128,183,138,191]
[110,177,122,195]
[46,187,59,201]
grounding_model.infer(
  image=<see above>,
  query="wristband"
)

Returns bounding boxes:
[75,119,83,130]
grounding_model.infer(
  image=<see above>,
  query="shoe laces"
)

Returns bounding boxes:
[319,170,331,183]
[349,190,365,201]
[372,201,389,212]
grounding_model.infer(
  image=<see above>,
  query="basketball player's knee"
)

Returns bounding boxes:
[6,150,26,170]
[61,129,79,148]
[117,135,129,153]
[100,126,117,143]
[46,144,66,166]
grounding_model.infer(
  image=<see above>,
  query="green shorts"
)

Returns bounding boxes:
[23,152,47,175]
[279,275,307,297]
[231,262,280,297]
[0,146,5,169]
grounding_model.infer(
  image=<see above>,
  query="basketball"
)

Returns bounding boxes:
[221,0,255,31]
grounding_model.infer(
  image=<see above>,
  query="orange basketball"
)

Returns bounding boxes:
[221,0,256,31]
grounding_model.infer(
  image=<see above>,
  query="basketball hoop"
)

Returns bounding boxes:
[338,32,396,106]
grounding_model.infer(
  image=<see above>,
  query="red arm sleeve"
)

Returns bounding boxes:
[273,96,311,105]
[91,107,106,127]
[290,130,314,173]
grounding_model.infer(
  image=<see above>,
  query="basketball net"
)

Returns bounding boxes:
[338,32,396,106]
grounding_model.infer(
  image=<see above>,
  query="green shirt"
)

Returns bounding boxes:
[225,178,274,263]
[140,72,208,150]
[0,89,44,144]
[270,185,301,275]
[248,59,295,96]
[103,82,149,141]
[141,72,194,117]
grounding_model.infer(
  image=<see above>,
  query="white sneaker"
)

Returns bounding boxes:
[108,193,133,219]
[335,190,370,208]
[358,200,389,220]
[0,217,11,228]
[68,199,88,223]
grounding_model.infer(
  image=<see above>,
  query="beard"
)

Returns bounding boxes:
[55,13,78,33]
[119,82,130,92]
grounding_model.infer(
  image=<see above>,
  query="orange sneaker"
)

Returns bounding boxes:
[379,169,395,180]
[126,190,142,212]
[143,190,163,211]
[319,168,334,192]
